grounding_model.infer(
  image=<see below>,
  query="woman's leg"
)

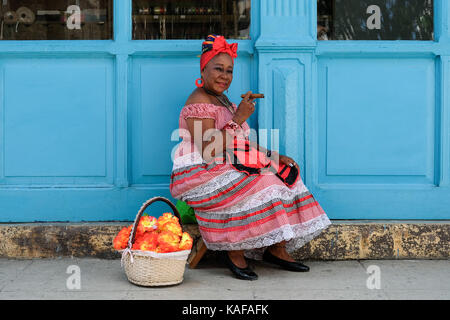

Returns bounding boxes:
[263,240,310,272]
[227,249,248,268]
[267,240,296,262]
[222,249,258,280]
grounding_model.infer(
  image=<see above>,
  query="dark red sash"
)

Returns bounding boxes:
[223,138,299,188]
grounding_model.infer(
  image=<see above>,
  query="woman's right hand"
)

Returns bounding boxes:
[233,91,256,125]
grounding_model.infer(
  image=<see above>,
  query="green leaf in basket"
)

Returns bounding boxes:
[142,212,149,217]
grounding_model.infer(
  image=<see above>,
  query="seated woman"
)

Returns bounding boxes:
[170,35,331,280]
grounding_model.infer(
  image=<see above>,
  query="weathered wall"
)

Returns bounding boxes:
[1,221,448,261]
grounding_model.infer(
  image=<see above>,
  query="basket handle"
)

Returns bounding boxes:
[127,196,181,249]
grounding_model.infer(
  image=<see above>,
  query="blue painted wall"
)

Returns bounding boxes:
[0,0,449,221]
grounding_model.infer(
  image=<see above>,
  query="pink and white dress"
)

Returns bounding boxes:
[170,102,331,260]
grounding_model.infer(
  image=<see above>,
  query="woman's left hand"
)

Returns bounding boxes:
[266,150,299,171]
[279,154,299,171]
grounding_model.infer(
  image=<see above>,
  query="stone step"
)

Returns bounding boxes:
[0,221,448,261]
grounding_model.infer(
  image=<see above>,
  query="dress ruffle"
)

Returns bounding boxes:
[180,103,218,120]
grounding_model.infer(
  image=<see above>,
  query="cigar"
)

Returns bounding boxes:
[241,93,264,99]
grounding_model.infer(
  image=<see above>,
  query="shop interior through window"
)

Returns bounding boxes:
[317,0,433,41]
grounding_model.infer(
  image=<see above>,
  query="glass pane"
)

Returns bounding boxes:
[0,0,113,40]
[132,0,251,40]
[317,0,433,40]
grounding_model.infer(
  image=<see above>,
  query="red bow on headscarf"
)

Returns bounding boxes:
[200,36,238,71]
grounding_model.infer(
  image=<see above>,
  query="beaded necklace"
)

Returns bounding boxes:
[203,87,235,115]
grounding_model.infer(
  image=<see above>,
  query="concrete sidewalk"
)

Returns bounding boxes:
[0,257,449,300]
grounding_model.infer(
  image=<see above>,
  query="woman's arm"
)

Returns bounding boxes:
[247,140,300,171]
[185,118,233,162]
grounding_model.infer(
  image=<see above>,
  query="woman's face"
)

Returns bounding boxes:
[201,53,234,95]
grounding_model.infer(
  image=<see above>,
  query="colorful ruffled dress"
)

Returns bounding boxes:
[170,102,331,260]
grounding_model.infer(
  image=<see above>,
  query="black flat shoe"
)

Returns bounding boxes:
[220,251,258,280]
[262,249,310,272]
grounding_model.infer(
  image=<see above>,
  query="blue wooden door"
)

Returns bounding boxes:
[307,0,450,219]
[0,0,257,222]
[1,0,449,222]
[256,0,450,220]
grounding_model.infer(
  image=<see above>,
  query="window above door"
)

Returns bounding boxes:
[317,0,434,41]
[0,0,113,40]
[132,0,251,40]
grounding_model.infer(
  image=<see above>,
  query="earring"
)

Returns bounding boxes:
[195,78,204,88]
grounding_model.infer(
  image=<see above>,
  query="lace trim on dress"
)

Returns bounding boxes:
[181,103,218,120]
[199,214,332,260]
[181,169,244,200]
[172,150,204,171]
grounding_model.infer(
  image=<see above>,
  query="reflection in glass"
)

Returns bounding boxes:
[317,0,332,40]
[317,0,433,40]
[132,0,251,40]
[0,0,113,40]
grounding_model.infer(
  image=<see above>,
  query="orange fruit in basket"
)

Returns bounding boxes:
[157,230,181,253]
[155,246,168,253]
[138,232,159,251]
[131,227,159,250]
[179,232,193,250]
[113,225,132,250]
[136,216,158,235]
[131,240,142,250]
[160,221,183,237]
[157,212,179,231]
[132,236,144,250]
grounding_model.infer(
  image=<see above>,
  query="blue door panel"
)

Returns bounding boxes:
[130,56,199,184]
[0,57,114,186]
[309,55,448,219]
[318,57,435,184]
[0,188,174,222]
[312,186,450,220]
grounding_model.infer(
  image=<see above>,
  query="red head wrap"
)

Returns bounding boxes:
[200,35,238,71]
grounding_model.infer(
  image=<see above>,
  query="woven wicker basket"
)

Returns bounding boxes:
[120,197,191,287]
